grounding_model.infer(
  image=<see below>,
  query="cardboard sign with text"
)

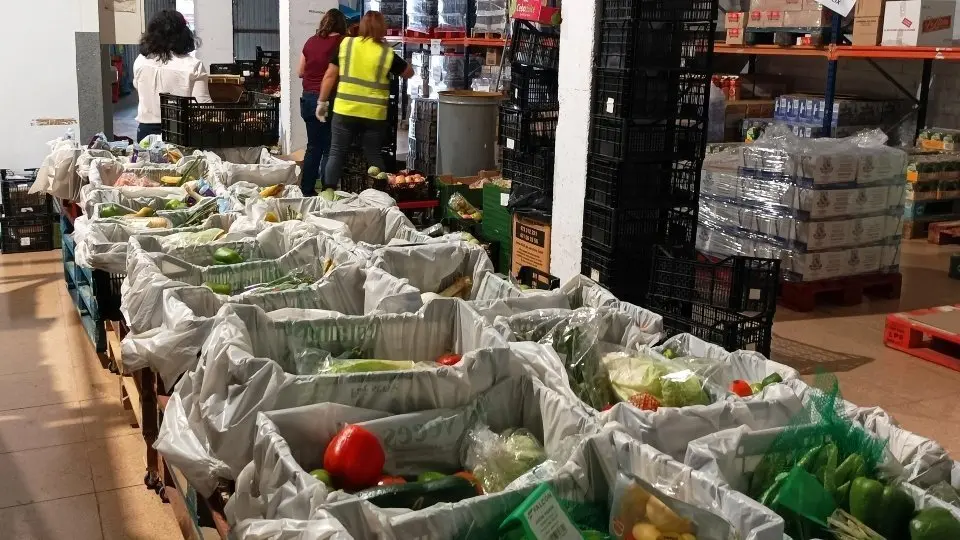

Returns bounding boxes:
[813,0,855,17]
[512,214,551,278]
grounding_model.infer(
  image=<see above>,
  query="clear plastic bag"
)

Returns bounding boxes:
[447,192,480,219]
[601,348,723,409]
[465,425,546,493]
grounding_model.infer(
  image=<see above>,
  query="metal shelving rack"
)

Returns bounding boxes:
[715,12,943,140]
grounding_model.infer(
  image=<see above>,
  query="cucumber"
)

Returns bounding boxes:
[355,475,477,510]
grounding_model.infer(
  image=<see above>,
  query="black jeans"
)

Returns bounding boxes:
[300,92,332,196]
[137,123,162,142]
[323,113,386,190]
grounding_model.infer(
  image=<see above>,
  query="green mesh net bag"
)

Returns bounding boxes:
[747,373,890,539]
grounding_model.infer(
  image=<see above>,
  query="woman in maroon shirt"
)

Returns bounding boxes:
[298,9,347,196]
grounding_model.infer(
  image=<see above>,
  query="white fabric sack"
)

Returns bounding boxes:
[121,233,340,333]
[86,154,207,187]
[225,373,599,530]
[79,185,189,218]
[603,383,805,461]
[308,206,415,245]
[29,136,82,200]
[682,422,960,536]
[231,518,356,540]
[76,149,117,180]
[120,264,422,387]
[155,299,518,494]
[366,242,494,300]
[220,159,299,187]
[72,213,237,274]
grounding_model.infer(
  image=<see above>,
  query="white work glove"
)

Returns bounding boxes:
[316,101,330,122]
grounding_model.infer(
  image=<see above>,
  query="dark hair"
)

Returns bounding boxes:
[346,24,360,37]
[140,10,198,63]
[317,9,348,38]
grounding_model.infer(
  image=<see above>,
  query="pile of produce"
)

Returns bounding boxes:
[603,352,713,411]
[306,423,547,511]
[448,192,482,220]
[203,269,316,297]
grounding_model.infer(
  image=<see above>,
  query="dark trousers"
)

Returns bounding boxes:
[299,92,332,196]
[323,113,386,190]
[137,123,162,142]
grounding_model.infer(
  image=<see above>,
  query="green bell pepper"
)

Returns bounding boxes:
[910,507,960,540]
[849,477,884,532]
[878,485,915,539]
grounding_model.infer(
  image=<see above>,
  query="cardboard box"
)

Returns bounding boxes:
[763,9,785,26]
[881,0,955,46]
[853,0,887,45]
[783,0,805,11]
[725,11,750,29]
[511,214,551,278]
[723,99,775,140]
[783,6,832,26]
[726,27,747,44]
[484,47,502,66]
[748,3,766,27]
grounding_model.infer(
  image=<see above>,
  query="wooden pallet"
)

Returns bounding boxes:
[472,31,504,39]
[434,29,467,39]
[884,304,960,372]
[927,219,960,245]
[779,272,902,312]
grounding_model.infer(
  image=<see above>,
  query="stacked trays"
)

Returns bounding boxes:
[581,0,718,304]
[500,20,560,205]
[408,98,438,174]
[1,170,55,253]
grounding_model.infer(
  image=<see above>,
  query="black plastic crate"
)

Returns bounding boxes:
[92,269,125,321]
[499,105,559,152]
[655,301,774,355]
[502,148,555,192]
[1,216,54,253]
[160,92,280,148]
[582,202,697,251]
[508,63,559,110]
[648,251,780,315]
[1,171,52,217]
[510,20,560,70]
[585,156,700,209]
[593,68,709,121]
[590,116,706,162]
[596,20,713,72]
[581,239,656,303]
[600,0,717,22]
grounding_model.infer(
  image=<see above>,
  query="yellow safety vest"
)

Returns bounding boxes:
[333,37,394,121]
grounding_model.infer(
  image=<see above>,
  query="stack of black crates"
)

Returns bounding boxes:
[1,170,56,253]
[499,20,560,205]
[580,0,718,304]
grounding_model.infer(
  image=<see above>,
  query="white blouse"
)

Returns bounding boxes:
[133,53,212,124]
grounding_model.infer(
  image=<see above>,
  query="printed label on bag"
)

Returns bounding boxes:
[500,193,509,206]
[506,138,515,149]
[590,268,600,281]
[21,238,30,247]
[523,488,581,540]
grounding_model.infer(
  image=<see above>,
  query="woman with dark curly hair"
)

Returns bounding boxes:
[298,9,347,196]
[134,10,211,142]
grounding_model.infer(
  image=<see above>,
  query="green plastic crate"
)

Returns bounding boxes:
[481,183,512,240]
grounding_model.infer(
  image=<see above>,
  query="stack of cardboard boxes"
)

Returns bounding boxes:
[747,0,832,29]
[880,0,955,46]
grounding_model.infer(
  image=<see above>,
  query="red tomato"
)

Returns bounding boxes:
[377,475,406,486]
[437,353,462,366]
[454,471,484,494]
[730,379,754,398]
[323,425,385,490]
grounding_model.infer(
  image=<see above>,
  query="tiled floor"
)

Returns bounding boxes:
[0,250,179,540]
[0,241,958,539]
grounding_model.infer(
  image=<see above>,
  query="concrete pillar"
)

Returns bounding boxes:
[550,6,597,282]
[280,0,338,153]
[194,0,234,66]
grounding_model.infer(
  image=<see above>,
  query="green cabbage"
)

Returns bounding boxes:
[660,370,710,407]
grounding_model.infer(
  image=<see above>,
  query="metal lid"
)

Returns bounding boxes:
[437,90,505,105]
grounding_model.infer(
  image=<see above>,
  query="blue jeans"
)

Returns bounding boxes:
[300,93,332,196]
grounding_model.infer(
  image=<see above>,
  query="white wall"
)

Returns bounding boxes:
[194,0,234,65]
[280,0,338,153]
[550,3,596,282]
[0,0,95,171]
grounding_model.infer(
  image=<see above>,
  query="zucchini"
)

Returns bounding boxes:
[355,475,477,510]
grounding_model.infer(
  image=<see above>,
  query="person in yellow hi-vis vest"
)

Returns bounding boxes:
[316,11,413,200]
